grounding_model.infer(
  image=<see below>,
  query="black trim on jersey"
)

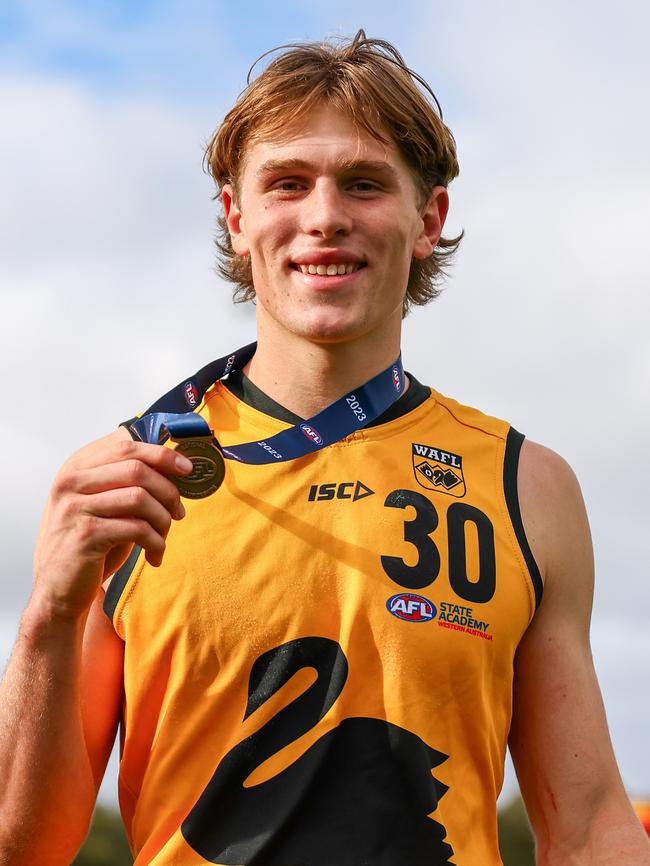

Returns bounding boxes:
[223,370,430,428]
[503,428,543,609]
[103,545,142,622]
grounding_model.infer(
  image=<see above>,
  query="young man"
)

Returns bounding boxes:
[1,32,648,866]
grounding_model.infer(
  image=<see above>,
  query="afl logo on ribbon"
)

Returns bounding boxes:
[184,381,198,407]
[392,366,402,392]
[300,424,323,446]
[386,593,436,622]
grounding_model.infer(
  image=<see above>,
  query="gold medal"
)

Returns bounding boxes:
[172,437,225,499]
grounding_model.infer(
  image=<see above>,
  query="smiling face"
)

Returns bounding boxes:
[222,104,448,349]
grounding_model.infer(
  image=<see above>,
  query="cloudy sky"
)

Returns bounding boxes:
[1,0,648,807]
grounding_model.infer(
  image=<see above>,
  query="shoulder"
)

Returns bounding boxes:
[429,388,511,439]
[428,388,587,540]
[517,438,593,610]
[427,388,593,605]
[425,390,590,600]
[518,437,581,493]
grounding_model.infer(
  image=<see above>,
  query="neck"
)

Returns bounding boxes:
[245,320,404,420]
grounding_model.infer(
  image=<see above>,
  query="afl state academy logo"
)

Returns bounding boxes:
[387,593,436,622]
[300,424,323,445]
[411,442,466,498]
[184,381,198,407]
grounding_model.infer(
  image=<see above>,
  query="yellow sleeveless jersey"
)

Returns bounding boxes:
[104,372,542,866]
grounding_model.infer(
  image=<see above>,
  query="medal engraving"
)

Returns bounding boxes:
[172,438,225,499]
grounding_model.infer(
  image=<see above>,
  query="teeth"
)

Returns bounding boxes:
[297,262,361,276]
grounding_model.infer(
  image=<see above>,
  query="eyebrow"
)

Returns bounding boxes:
[255,157,399,181]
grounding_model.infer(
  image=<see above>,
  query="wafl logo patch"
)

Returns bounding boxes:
[184,381,198,407]
[387,593,436,622]
[300,424,323,446]
[411,443,466,498]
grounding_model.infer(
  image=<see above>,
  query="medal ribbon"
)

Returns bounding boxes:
[125,342,405,464]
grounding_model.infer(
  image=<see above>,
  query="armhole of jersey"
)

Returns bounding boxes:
[503,427,544,610]
[103,545,143,624]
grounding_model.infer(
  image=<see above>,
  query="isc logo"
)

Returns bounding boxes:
[307,481,374,502]
[386,593,436,622]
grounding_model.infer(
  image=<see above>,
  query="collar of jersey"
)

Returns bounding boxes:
[221,369,431,429]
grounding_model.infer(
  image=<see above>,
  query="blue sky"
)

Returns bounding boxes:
[1,0,649,807]
[0,1,462,108]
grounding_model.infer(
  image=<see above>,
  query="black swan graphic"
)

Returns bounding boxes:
[181,637,454,864]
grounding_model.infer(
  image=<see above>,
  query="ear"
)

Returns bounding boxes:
[222,183,250,257]
[412,186,449,260]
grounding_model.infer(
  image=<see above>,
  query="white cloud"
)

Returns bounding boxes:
[0,72,254,609]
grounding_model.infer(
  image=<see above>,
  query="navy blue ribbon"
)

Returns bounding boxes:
[125,342,405,465]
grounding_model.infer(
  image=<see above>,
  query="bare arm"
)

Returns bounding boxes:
[510,440,650,865]
[0,430,191,864]
[0,593,122,864]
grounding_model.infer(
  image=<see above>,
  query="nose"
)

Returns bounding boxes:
[299,179,352,239]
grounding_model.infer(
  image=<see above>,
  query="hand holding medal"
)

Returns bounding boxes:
[122,411,226,500]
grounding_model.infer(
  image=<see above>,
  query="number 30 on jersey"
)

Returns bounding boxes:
[380,489,496,604]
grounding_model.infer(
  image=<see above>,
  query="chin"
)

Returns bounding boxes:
[291,312,371,344]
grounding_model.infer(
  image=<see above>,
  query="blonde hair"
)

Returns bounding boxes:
[205,30,462,314]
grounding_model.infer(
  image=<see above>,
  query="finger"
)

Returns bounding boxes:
[70,435,194,478]
[70,460,186,520]
[79,487,177,540]
[74,514,168,568]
